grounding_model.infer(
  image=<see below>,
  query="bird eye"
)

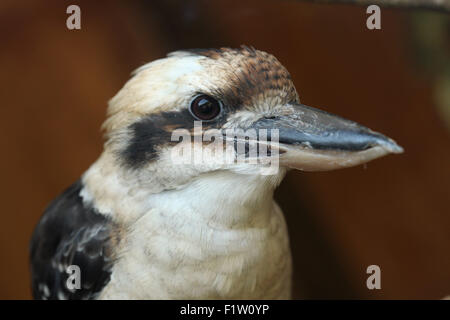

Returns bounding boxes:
[189,95,222,121]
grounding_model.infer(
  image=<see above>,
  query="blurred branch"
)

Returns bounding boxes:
[409,12,450,131]
[300,0,450,13]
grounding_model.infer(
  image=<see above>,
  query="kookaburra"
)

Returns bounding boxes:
[30,46,402,300]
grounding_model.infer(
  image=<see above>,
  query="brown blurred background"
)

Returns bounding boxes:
[0,0,449,299]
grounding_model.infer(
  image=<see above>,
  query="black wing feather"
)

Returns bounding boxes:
[30,180,115,300]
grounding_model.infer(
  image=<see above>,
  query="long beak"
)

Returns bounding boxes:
[252,103,403,171]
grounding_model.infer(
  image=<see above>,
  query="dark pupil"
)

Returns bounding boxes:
[192,96,220,120]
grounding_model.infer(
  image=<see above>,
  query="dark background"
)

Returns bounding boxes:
[1,0,449,299]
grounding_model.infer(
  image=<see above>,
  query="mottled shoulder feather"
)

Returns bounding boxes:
[30,180,117,300]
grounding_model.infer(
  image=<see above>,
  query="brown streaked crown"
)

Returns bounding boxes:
[183,46,299,108]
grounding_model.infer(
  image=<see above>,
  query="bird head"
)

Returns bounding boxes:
[99,46,402,194]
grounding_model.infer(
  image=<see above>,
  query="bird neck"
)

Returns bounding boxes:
[147,170,284,228]
[81,152,286,229]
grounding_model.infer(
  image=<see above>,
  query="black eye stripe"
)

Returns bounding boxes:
[121,109,228,168]
[121,109,194,167]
